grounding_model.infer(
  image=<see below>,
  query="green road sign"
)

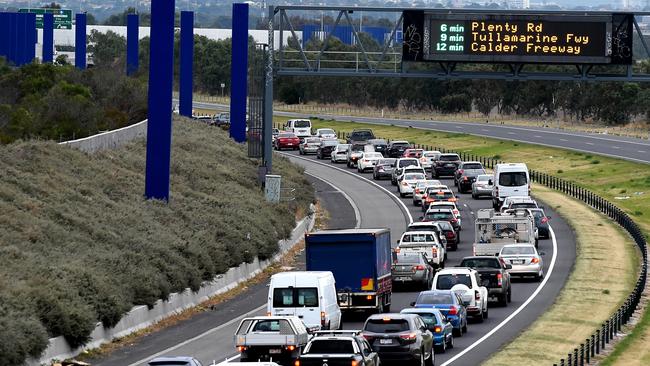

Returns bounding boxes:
[18,8,73,30]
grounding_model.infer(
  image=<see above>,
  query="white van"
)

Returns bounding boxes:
[267,271,341,331]
[284,119,312,139]
[492,163,530,209]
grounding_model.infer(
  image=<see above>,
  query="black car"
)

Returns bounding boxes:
[459,256,512,306]
[530,208,551,239]
[433,153,461,178]
[373,158,397,180]
[423,209,460,233]
[454,162,486,193]
[432,221,459,250]
[346,128,376,144]
[367,138,388,156]
[362,314,434,365]
[387,140,411,158]
[316,140,339,160]
[298,331,379,366]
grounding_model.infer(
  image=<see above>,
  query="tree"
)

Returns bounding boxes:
[103,8,151,26]
[88,30,126,67]
[42,2,61,9]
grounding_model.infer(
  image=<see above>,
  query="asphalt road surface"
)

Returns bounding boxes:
[189,100,650,165]
[93,148,576,366]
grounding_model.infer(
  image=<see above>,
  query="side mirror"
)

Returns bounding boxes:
[410,301,416,307]
[363,349,371,356]
[539,252,546,256]
[505,264,513,270]
[396,239,401,244]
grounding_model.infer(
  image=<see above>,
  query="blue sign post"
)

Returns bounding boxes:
[179,11,194,118]
[126,13,139,75]
[144,0,175,201]
[75,13,86,69]
[230,3,249,143]
[43,13,54,63]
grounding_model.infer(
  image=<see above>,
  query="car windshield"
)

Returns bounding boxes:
[439,155,460,161]
[512,203,537,209]
[404,173,426,180]
[429,191,454,200]
[395,254,423,264]
[424,152,439,157]
[411,312,438,328]
[294,120,311,128]
[279,133,296,138]
[461,258,501,269]
[398,160,418,168]
[307,340,354,354]
[319,129,335,135]
[401,233,436,243]
[407,225,440,233]
[365,319,410,333]
[477,175,492,182]
[272,287,319,307]
[436,274,472,290]
[417,293,454,304]
[499,172,528,186]
[431,204,454,210]
[337,145,350,151]
[365,153,383,159]
[531,210,545,219]
[463,163,483,169]
[433,221,453,230]
[378,159,395,165]
[392,142,409,147]
[371,139,387,145]
[425,212,453,221]
[501,246,536,255]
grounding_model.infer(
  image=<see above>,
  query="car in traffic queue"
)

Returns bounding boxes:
[529,208,551,239]
[373,158,397,180]
[433,153,462,178]
[397,231,446,269]
[454,162,486,193]
[499,244,545,281]
[421,188,458,213]
[391,252,435,290]
[346,143,366,168]
[213,112,230,128]
[422,208,461,233]
[432,268,489,322]
[403,148,424,159]
[412,180,443,206]
[148,357,204,366]
[472,174,494,199]
[400,307,454,353]
[272,128,280,143]
[357,152,384,173]
[331,144,350,163]
[405,221,448,250]
[459,256,512,306]
[346,128,375,144]
[367,138,389,156]
[296,331,379,366]
[316,139,340,160]
[314,128,337,140]
[362,313,435,366]
[427,201,462,229]
[299,137,322,155]
[391,158,422,185]
[500,196,539,212]
[428,221,459,251]
[284,119,312,141]
[398,172,428,198]
[386,140,410,158]
[234,316,309,365]
[492,162,531,210]
[410,290,468,337]
[274,132,300,150]
[420,151,441,171]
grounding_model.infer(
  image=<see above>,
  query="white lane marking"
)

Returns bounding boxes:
[559,138,568,142]
[612,146,621,149]
[455,126,464,129]
[640,150,647,153]
[304,171,362,229]
[441,225,558,366]
[585,142,594,145]
[534,135,542,138]
[481,129,490,132]
[126,305,267,366]
[507,132,516,135]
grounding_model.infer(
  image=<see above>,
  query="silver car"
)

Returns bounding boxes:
[391,252,434,289]
[472,174,494,199]
[499,244,544,281]
[299,137,322,155]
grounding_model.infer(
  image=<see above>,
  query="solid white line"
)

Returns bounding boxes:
[612,146,621,149]
[559,138,568,142]
[440,225,558,366]
[126,305,266,366]
[507,132,516,135]
[534,135,542,138]
[304,171,362,229]
[639,150,647,153]
[585,142,594,145]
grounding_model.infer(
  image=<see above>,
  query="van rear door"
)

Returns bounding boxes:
[498,171,529,198]
[271,287,321,329]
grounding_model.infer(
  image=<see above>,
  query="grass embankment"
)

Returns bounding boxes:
[600,297,650,365]
[0,117,314,365]
[285,116,647,363]
[484,185,638,365]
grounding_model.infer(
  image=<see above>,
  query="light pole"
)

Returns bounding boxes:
[221,82,225,97]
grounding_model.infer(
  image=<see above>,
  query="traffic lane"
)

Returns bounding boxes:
[92,173,360,366]
[282,152,569,366]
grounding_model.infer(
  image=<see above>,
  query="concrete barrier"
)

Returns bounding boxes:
[28,214,314,365]
[59,119,148,153]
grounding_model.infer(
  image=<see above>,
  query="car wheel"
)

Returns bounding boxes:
[416,349,425,366]
[507,287,512,303]
[499,293,508,307]
[400,192,406,198]
[453,327,462,337]
[472,193,477,199]
[483,306,489,319]
[447,334,454,349]
[462,321,468,334]
[477,310,485,323]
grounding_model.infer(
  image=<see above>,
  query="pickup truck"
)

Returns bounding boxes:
[396,231,446,269]
[472,209,536,256]
[459,256,512,306]
[305,228,392,313]
[297,331,379,366]
[234,316,309,365]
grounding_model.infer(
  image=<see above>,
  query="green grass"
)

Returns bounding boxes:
[600,298,650,366]
[0,117,313,365]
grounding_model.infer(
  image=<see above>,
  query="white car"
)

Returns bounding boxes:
[500,196,539,212]
[397,231,446,269]
[331,144,350,163]
[314,128,337,140]
[357,152,384,172]
[499,244,544,281]
[412,180,442,206]
[427,201,462,228]
[420,150,441,170]
[398,172,427,197]
[432,268,489,321]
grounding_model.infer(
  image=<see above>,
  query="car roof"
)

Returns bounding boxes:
[436,267,477,275]
[461,161,482,165]
[149,356,197,364]
[367,313,418,321]
[401,308,443,316]
[408,222,441,227]
[426,208,454,213]
[440,153,460,156]
[391,140,409,144]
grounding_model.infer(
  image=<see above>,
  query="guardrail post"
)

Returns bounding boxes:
[560,359,565,366]
[605,320,610,344]
[586,338,591,363]
[574,348,579,366]
[580,344,584,366]
[567,353,572,366]
[596,329,601,354]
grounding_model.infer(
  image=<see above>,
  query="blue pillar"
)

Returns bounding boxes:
[144,0,175,201]
[43,13,54,63]
[15,13,25,65]
[75,13,86,69]
[0,13,8,61]
[9,13,17,64]
[126,13,139,75]
[26,13,36,64]
[179,11,194,118]
[230,3,249,143]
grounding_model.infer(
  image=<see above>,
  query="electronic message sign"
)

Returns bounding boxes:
[403,11,633,65]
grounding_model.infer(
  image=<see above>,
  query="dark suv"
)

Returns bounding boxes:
[346,129,375,144]
[454,162,486,193]
[368,138,388,156]
[387,141,410,158]
[362,313,434,365]
[433,153,461,178]
[298,331,379,366]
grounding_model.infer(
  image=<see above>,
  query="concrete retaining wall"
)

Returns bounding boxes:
[59,119,148,153]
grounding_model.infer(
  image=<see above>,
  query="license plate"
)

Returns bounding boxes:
[513,260,525,264]
[287,143,293,145]
[395,276,411,281]
[269,349,282,354]
[446,164,455,167]
[380,339,392,344]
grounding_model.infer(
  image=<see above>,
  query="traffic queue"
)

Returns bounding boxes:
[215,120,553,366]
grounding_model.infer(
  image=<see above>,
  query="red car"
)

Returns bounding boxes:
[274,132,300,150]
[402,148,424,158]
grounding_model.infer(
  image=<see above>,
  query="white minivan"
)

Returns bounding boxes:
[284,119,312,140]
[267,271,341,331]
[492,163,530,210]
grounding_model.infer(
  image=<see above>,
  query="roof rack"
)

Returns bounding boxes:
[312,330,363,337]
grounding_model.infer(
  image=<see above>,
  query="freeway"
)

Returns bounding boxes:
[93,146,576,366]
[189,100,650,164]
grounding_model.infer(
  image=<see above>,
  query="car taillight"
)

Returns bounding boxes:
[453,210,459,215]
[497,273,503,286]
[238,346,247,352]
[399,333,417,341]
[463,176,468,181]
[321,311,326,326]
[287,345,296,351]
[363,334,375,341]
[458,169,464,175]
[351,361,358,366]
[450,218,458,224]
[541,216,549,224]
[475,290,480,300]
[448,198,458,202]
[531,257,540,264]
[434,325,442,333]
[294,360,300,366]
[445,231,455,239]
[448,306,458,315]
[413,265,426,271]
[415,188,420,194]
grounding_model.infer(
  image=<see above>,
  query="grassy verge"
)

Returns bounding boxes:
[483,185,639,365]
[0,117,314,364]
[599,294,650,366]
